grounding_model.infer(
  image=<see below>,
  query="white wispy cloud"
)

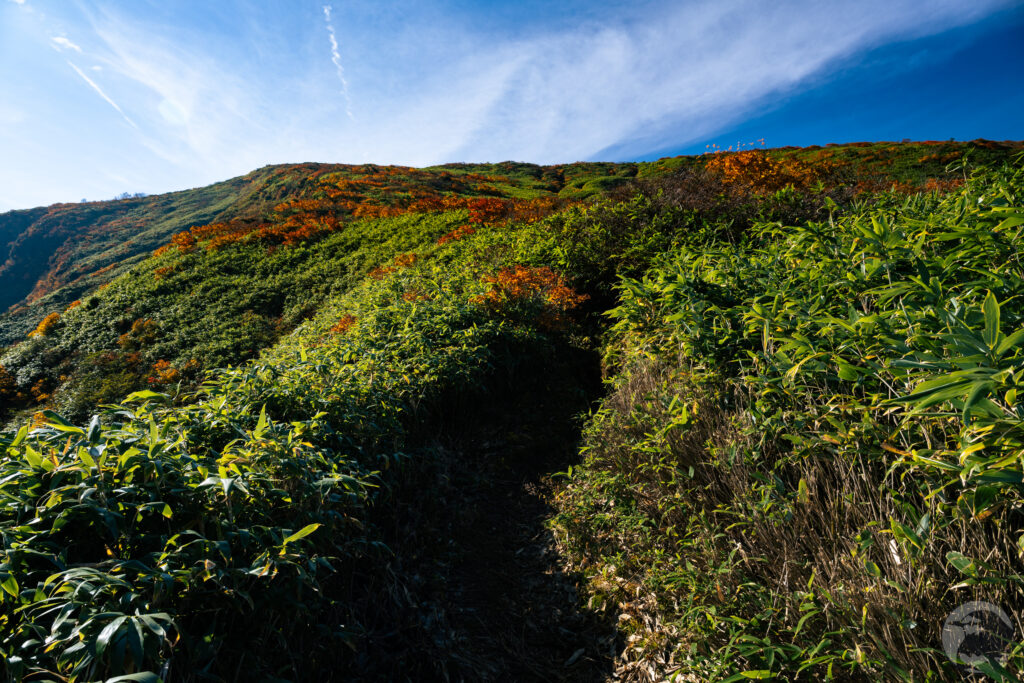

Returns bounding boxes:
[2,0,1014,210]
[434,0,1011,163]
[51,36,82,52]
[322,4,354,121]
[7,0,27,5]
[66,60,137,129]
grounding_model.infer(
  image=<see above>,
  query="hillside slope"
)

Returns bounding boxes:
[0,142,1023,681]
[0,161,642,345]
[3,140,1017,347]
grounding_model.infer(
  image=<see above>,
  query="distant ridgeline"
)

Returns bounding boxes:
[0,139,1023,680]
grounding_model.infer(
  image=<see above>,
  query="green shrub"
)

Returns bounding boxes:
[555,160,1024,680]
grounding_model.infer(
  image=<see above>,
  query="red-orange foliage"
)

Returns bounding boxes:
[28,312,61,338]
[402,289,430,302]
[922,177,964,193]
[475,265,588,329]
[437,225,477,246]
[705,150,832,193]
[330,315,357,334]
[466,197,511,224]
[148,359,181,385]
[152,164,568,257]
[29,379,50,403]
[506,197,565,224]
[65,300,82,311]
[392,253,418,269]
[171,231,197,253]
[369,253,418,279]
[154,231,197,256]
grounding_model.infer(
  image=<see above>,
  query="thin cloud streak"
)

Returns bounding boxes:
[0,0,1015,210]
[51,36,82,52]
[322,5,354,121]
[66,60,138,129]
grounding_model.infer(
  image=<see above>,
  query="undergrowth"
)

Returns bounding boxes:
[554,159,1024,680]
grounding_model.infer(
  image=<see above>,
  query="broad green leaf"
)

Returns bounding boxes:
[282,523,322,546]
[105,674,163,683]
[254,405,268,439]
[983,291,1000,348]
[863,559,881,578]
[23,445,43,469]
[946,551,977,577]
[125,390,171,403]
[96,615,128,656]
[797,478,809,504]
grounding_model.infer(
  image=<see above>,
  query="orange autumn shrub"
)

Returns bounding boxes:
[437,225,476,245]
[148,359,181,385]
[29,379,50,403]
[370,253,419,279]
[466,197,510,224]
[475,265,588,329]
[402,289,430,302]
[705,150,830,193]
[392,253,418,269]
[330,315,357,334]
[922,177,965,193]
[28,312,61,338]
[171,231,197,253]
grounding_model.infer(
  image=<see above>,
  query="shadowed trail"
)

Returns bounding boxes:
[367,343,619,681]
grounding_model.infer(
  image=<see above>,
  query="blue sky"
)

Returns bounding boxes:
[1,0,1021,211]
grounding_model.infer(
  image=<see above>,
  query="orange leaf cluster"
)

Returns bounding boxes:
[153,231,197,257]
[392,253,418,269]
[437,224,477,246]
[705,150,830,193]
[65,300,82,311]
[330,314,357,334]
[402,289,430,302]
[922,177,965,193]
[153,164,566,256]
[505,197,565,224]
[148,359,181,385]
[171,231,197,252]
[369,253,418,279]
[475,265,588,318]
[29,379,50,403]
[28,312,61,338]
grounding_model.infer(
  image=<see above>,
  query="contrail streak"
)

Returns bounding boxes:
[323,5,355,121]
[67,60,138,129]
